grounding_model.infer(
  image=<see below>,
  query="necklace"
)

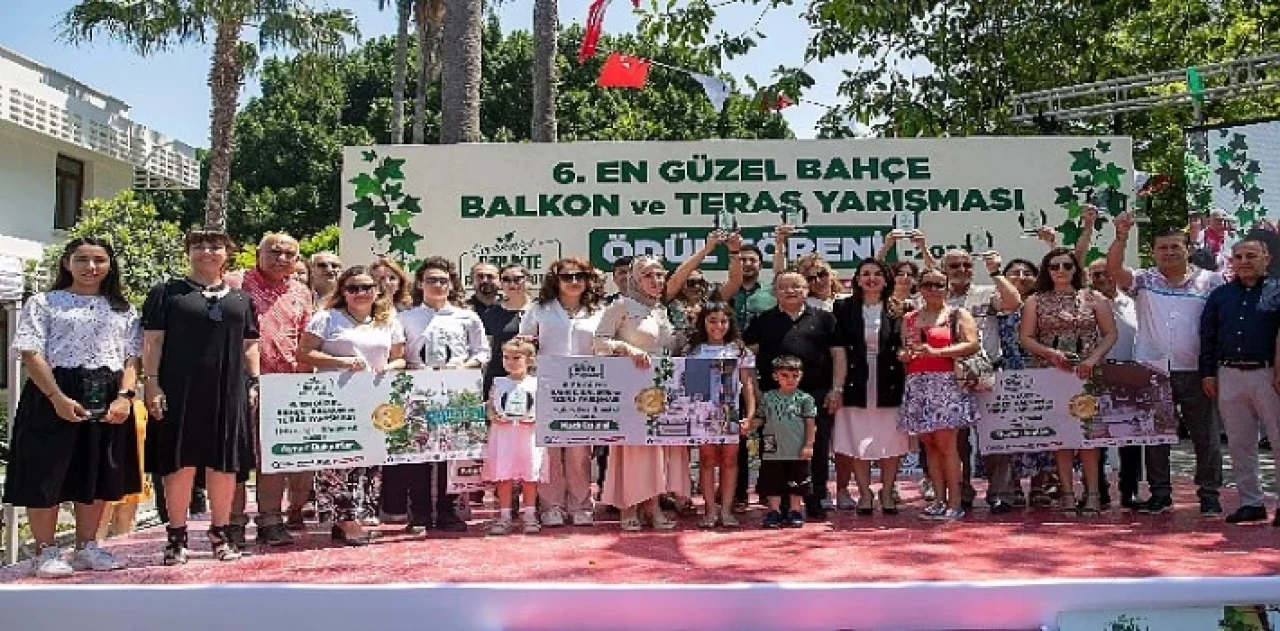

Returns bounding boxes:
[185,277,227,294]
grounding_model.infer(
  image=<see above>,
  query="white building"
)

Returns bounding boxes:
[0,45,200,390]
[0,44,199,253]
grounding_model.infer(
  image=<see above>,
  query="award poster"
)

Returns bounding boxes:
[536,356,741,446]
[975,362,1178,455]
[446,458,488,494]
[260,369,486,473]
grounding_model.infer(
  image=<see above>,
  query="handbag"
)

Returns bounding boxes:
[948,309,995,392]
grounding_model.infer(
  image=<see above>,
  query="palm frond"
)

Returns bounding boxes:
[60,0,208,54]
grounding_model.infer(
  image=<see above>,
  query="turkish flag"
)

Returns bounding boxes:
[760,91,794,111]
[597,52,651,89]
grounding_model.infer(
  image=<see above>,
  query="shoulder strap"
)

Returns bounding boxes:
[948,307,960,339]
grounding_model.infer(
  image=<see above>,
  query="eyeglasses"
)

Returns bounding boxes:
[474,273,498,281]
[685,278,707,287]
[314,262,342,270]
[558,271,591,283]
[920,281,948,290]
[1047,262,1076,272]
[343,283,378,294]
[500,275,526,284]
[421,277,451,287]
[191,244,226,253]
[805,270,831,281]
[946,262,974,270]
[1089,271,1110,279]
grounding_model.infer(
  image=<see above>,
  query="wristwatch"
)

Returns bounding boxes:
[989,270,1003,277]
[117,389,136,400]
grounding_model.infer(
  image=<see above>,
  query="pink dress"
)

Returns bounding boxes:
[593,296,692,508]
[482,375,548,482]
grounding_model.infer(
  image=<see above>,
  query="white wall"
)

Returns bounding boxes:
[0,122,135,245]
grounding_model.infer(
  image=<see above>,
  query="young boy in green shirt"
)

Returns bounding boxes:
[744,355,817,528]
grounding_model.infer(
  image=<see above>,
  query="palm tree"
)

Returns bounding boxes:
[380,0,412,144]
[411,0,445,144]
[440,0,481,144]
[61,1,358,232]
[531,0,558,143]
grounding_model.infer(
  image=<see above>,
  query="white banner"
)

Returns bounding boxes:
[976,363,1178,454]
[341,138,1136,285]
[260,369,486,473]
[446,458,488,494]
[535,356,741,446]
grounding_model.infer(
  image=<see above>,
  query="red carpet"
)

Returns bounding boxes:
[4,481,1278,585]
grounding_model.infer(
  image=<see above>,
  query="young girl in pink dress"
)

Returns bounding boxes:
[484,339,546,534]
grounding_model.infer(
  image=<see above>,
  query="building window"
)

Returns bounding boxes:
[54,154,85,230]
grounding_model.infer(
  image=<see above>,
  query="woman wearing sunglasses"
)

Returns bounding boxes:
[521,257,605,527]
[897,267,981,521]
[143,230,260,564]
[480,264,532,398]
[1019,247,1117,515]
[300,265,407,544]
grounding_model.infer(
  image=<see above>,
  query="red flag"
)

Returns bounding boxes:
[598,52,651,88]
[578,0,612,64]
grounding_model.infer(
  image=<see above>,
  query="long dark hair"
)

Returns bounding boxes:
[1034,247,1085,293]
[412,256,464,306]
[683,302,746,355]
[53,237,129,312]
[851,258,895,304]
[537,256,602,312]
[325,265,394,325]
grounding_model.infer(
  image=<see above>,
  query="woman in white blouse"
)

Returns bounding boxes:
[397,257,489,532]
[5,238,142,579]
[593,256,689,531]
[520,256,604,527]
[300,265,406,544]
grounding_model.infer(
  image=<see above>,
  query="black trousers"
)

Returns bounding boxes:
[380,464,412,518]
[400,462,455,524]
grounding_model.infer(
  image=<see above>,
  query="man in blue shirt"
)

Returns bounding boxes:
[1199,238,1280,526]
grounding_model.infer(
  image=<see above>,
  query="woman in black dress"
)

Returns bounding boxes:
[4,237,142,579]
[142,230,261,565]
[481,264,531,398]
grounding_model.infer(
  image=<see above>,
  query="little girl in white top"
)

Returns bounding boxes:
[683,303,757,528]
[483,339,546,534]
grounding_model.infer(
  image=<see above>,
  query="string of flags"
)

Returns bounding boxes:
[577,0,801,113]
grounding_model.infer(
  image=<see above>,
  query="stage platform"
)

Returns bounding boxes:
[1,480,1277,630]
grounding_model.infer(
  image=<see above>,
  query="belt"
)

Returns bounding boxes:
[1220,360,1273,370]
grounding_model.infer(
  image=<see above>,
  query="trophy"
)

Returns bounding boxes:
[712,209,739,232]
[503,388,530,421]
[965,226,991,252]
[781,203,808,234]
[1019,209,1047,237]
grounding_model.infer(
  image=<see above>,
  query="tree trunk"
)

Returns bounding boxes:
[412,0,445,144]
[440,0,482,144]
[531,0,558,143]
[390,0,411,143]
[203,19,246,232]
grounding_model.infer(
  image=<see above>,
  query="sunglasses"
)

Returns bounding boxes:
[500,275,526,283]
[1006,270,1036,278]
[558,271,591,283]
[1047,262,1076,272]
[314,262,342,270]
[806,270,831,282]
[920,281,948,290]
[1089,271,1110,279]
[421,277,451,287]
[947,262,974,270]
[685,278,707,287]
[191,244,226,253]
[343,283,378,294]
[205,295,223,322]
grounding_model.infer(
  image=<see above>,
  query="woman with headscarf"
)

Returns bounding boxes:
[593,256,688,530]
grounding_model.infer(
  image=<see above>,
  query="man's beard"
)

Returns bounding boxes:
[476,282,498,296]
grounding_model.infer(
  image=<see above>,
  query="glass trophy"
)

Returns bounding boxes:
[781,205,808,234]
[81,370,114,421]
[893,210,916,233]
[965,226,990,253]
[503,388,530,421]
[1019,210,1046,237]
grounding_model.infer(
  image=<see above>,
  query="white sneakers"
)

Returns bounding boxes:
[32,547,73,579]
[31,542,123,579]
[571,510,594,526]
[542,507,595,527]
[72,542,124,571]
[541,507,566,527]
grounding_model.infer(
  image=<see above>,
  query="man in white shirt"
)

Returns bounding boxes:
[941,249,1021,512]
[1087,258,1141,509]
[1107,212,1225,515]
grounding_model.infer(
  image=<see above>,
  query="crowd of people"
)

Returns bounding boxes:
[5,204,1279,579]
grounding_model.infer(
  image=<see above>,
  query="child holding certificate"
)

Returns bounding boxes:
[483,339,546,534]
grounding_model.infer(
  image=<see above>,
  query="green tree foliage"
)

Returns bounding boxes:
[204,18,790,244]
[34,192,187,307]
[641,0,1280,236]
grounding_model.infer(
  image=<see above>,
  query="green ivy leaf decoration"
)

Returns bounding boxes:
[345,149,424,269]
[1213,129,1268,227]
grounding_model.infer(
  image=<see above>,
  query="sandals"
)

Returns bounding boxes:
[620,517,644,532]
[1058,494,1078,514]
[700,513,720,528]
[650,510,677,530]
[1078,494,1101,516]
[879,488,899,516]
[856,492,875,516]
[207,526,242,562]
[719,511,740,528]
[163,526,189,566]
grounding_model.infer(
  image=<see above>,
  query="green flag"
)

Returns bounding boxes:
[1187,66,1205,104]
